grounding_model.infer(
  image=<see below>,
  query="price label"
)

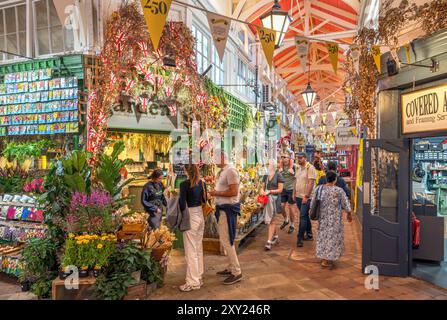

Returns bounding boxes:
[143,0,169,15]
[140,0,172,50]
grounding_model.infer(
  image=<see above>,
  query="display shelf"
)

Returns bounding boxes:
[0,119,78,127]
[0,201,37,208]
[0,107,78,117]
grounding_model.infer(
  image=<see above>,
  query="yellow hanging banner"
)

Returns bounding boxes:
[257,26,276,69]
[299,111,306,125]
[140,0,173,51]
[404,43,411,63]
[371,45,381,72]
[327,42,339,74]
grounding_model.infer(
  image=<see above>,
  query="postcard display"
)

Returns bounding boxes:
[0,69,79,136]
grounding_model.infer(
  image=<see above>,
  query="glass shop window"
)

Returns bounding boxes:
[33,0,74,56]
[192,24,210,74]
[0,4,26,61]
[212,46,225,85]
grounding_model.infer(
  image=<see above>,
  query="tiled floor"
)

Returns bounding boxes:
[150,218,447,300]
[0,218,446,300]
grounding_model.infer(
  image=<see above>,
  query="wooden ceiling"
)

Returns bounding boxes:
[234,0,361,114]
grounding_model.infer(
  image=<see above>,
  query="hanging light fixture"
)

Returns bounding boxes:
[260,0,293,49]
[301,47,317,109]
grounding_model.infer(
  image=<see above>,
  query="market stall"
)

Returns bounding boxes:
[0,55,87,281]
[203,166,264,254]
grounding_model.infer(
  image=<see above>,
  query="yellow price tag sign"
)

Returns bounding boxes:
[140,0,173,51]
[257,26,276,69]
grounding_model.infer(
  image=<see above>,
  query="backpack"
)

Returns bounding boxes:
[165,195,191,232]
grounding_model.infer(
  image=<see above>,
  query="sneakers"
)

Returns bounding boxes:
[280,221,290,230]
[179,283,201,292]
[265,241,272,251]
[287,225,295,234]
[297,240,304,247]
[271,235,279,245]
[223,274,243,285]
[304,234,314,241]
[216,269,232,277]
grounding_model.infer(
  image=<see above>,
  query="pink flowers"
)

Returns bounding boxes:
[70,190,113,212]
[23,178,45,194]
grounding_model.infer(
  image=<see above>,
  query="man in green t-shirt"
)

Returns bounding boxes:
[278,151,298,234]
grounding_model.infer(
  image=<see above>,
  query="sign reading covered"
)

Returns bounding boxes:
[401,84,447,134]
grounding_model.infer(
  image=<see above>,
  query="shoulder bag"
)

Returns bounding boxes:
[201,180,214,218]
[309,186,323,221]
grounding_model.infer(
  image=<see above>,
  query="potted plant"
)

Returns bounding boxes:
[76,235,92,278]
[93,234,117,277]
[60,235,77,279]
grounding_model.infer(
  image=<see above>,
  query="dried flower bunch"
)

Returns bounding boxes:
[344,0,447,136]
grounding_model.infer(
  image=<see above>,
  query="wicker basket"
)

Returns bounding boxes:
[150,246,171,262]
[122,223,146,232]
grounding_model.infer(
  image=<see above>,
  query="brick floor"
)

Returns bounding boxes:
[0,217,445,300]
[150,218,447,300]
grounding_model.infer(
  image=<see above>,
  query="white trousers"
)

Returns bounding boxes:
[183,206,205,287]
[218,211,242,276]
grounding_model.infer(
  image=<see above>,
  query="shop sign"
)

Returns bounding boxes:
[108,95,177,131]
[336,126,359,146]
[401,84,447,134]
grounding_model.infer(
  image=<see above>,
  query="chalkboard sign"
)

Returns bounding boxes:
[173,164,186,176]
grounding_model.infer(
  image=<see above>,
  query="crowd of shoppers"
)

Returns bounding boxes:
[141,149,353,292]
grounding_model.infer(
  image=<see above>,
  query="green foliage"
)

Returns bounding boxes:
[61,238,77,268]
[0,166,29,194]
[61,150,92,193]
[93,242,162,300]
[19,238,58,299]
[30,274,56,299]
[96,141,134,199]
[2,140,54,163]
[93,272,137,301]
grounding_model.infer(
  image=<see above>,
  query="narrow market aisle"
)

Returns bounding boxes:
[150,218,447,300]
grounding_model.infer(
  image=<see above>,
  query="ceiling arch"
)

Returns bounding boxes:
[236,0,360,112]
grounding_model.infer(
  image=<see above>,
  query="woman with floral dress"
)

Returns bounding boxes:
[311,171,352,269]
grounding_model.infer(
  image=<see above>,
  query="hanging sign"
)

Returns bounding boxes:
[264,111,271,123]
[351,45,360,73]
[331,111,338,122]
[327,42,339,74]
[401,84,447,134]
[310,114,317,126]
[299,111,306,125]
[140,0,173,51]
[108,95,177,131]
[371,45,381,73]
[207,12,231,63]
[287,114,295,126]
[276,113,282,125]
[404,43,411,63]
[295,36,309,72]
[336,126,359,146]
[257,26,276,69]
[390,48,401,69]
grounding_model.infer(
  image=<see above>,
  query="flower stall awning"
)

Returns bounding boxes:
[234,0,360,113]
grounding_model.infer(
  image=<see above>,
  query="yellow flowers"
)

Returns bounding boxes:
[97,244,103,249]
[68,233,75,239]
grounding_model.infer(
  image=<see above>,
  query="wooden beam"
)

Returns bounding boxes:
[310,7,357,29]
[342,0,360,13]
[232,0,247,19]
[312,1,358,22]
[238,0,271,21]
[309,19,329,34]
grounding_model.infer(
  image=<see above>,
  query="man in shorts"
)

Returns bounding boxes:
[278,151,297,234]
